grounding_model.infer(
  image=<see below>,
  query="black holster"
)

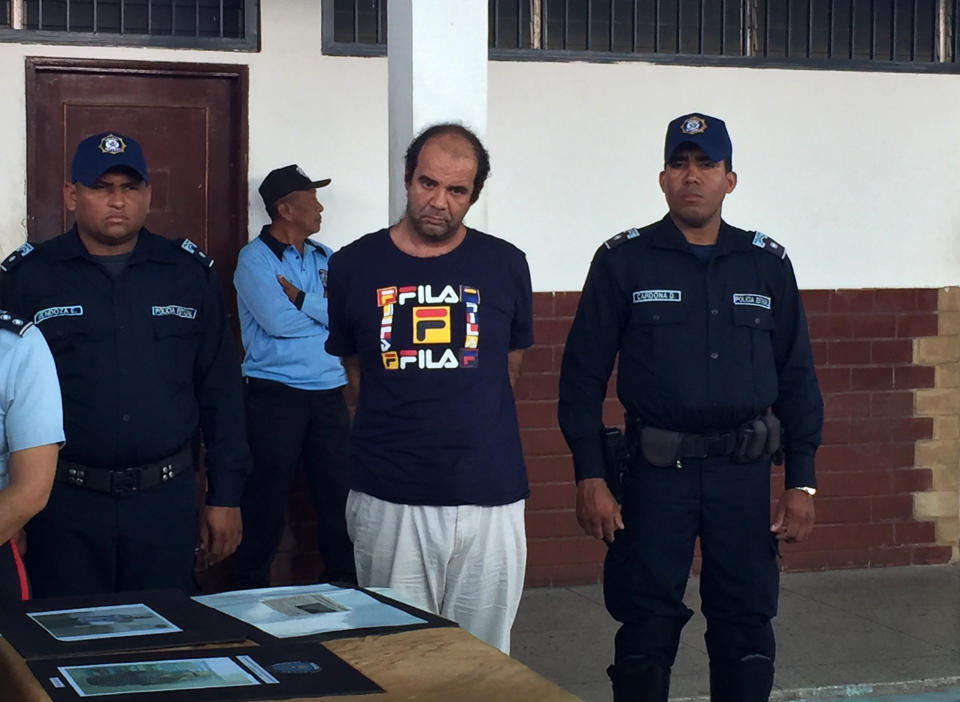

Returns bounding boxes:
[602,426,631,501]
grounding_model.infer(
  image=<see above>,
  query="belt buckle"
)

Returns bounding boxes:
[110,468,141,496]
[703,435,726,456]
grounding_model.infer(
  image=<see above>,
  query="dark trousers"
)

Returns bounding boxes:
[25,469,197,597]
[0,539,29,601]
[604,456,779,668]
[231,378,354,588]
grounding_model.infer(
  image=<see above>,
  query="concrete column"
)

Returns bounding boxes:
[387,0,488,227]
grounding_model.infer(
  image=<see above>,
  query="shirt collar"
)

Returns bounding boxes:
[651,215,747,256]
[258,225,290,261]
[47,225,170,264]
[258,226,329,261]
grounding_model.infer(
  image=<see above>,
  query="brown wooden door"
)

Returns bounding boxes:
[25,57,249,326]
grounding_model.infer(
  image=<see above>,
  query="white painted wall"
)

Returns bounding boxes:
[387,0,487,224]
[0,1,956,293]
[486,61,960,292]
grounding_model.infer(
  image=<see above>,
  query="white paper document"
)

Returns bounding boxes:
[193,584,427,638]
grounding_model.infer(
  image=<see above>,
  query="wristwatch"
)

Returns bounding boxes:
[793,486,816,496]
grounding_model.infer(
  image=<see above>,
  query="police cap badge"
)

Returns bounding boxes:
[71,131,149,187]
[99,134,127,154]
[664,112,733,164]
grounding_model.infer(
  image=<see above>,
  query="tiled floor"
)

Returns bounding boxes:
[511,564,960,701]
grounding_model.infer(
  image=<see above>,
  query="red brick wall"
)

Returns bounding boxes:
[257,288,952,590]
[518,288,953,587]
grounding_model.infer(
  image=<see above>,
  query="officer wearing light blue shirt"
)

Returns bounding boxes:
[232,164,355,588]
[235,222,346,391]
[0,312,64,600]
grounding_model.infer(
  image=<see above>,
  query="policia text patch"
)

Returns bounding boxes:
[732,293,771,310]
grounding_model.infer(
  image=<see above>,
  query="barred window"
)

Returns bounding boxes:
[0,0,258,49]
[323,0,960,71]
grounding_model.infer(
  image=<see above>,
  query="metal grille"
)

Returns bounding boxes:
[325,0,960,68]
[0,0,256,47]
[332,0,385,44]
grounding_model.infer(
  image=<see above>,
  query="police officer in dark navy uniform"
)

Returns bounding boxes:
[558,113,823,702]
[0,131,252,597]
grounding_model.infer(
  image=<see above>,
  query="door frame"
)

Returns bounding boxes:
[24,56,249,257]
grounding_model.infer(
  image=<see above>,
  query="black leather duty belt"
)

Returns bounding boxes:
[55,444,193,496]
[677,432,738,458]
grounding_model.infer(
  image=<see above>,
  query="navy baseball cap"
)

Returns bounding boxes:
[259,165,331,211]
[70,132,149,187]
[664,113,732,163]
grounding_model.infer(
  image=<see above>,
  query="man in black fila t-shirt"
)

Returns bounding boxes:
[325,124,533,654]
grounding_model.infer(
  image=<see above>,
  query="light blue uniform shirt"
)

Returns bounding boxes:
[234,227,347,391]
[0,319,65,490]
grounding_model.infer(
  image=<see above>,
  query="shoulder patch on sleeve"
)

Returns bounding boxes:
[177,238,215,268]
[604,227,641,250]
[751,231,787,260]
[0,310,33,336]
[0,241,36,272]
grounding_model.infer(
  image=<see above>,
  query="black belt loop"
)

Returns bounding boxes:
[55,444,193,496]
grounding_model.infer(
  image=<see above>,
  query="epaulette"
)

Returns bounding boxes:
[751,231,787,260]
[0,242,36,273]
[305,239,328,258]
[604,227,641,250]
[0,310,33,336]
[177,238,215,269]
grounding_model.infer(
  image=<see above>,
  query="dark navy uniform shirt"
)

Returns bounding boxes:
[558,215,823,489]
[0,227,251,506]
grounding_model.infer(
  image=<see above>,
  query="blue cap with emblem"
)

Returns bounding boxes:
[70,132,149,187]
[664,113,732,164]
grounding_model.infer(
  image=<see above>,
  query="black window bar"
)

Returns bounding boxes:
[323,0,959,70]
[0,0,257,49]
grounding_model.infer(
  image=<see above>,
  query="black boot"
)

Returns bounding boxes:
[607,655,671,702]
[709,653,774,702]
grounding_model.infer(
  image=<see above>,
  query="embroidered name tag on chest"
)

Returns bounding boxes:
[732,293,771,309]
[152,305,197,319]
[633,289,682,304]
[35,305,83,324]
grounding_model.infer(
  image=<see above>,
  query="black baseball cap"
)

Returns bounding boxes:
[70,132,149,187]
[664,113,732,163]
[259,165,331,211]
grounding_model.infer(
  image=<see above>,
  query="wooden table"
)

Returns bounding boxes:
[0,628,582,701]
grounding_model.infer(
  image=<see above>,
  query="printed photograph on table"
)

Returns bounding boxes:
[28,604,182,642]
[193,583,435,639]
[0,589,252,661]
[27,642,382,700]
[58,657,259,697]
[262,593,349,617]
